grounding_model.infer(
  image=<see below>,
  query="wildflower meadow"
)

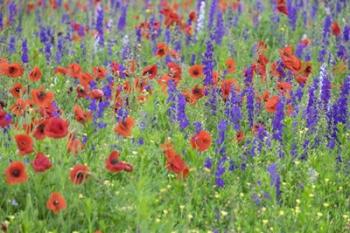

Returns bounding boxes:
[1,0,350,232]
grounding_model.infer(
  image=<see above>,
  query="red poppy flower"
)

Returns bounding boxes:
[114,116,135,137]
[298,61,312,78]
[32,152,52,173]
[15,134,34,155]
[331,22,341,37]
[158,74,171,93]
[225,58,236,73]
[258,90,270,103]
[265,96,280,113]
[9,82,24,99]
[70,164,89,185]
[54,66,68,75]
[31,88,55,108]
[236,131,245,144]
[10,98,28,116]
[45,117,69,139]
[270,61,283,78]
[189,11,197,21]
[183,90,196,105]
[29,66,42,82]
[93,66,107,79]
[33,119,47,140]
[156,43,168,57]
[161,141,189,178]
[212,71,219,85]
[295,75,307,85]
[5,161,28,185]
[73,105,92,124]
[47,192,66,214]
[90,89,104,100]
[191,85,205,101]
[105,151,133,173]
[67,63,81,79]
[78,72,94,88]
[286,104,294,116]
[221,79,240,100]
[277,0,288,15]
[142,64,158,79]
[76,85,88,98]
[167,62,182,84]
[190,130,212,152]
[0,63,24,78]
[277,82,292,95]
[67,134,83,155]
[188,64,203,78]
[279,46,301,73]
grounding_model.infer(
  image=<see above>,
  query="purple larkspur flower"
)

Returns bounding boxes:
[21,39,28,63]
[0,12,3,29]
[246,86,254,128]
[215,11,225,44]
[287,0,297,30]
[204,157,212,169]
[216,120,227,156]
[272,98,285,142]
[320,64,331,111]
[311,0,318,19]
[96,6,104,47]
[8,36,16,54]
[118,4,128,31]
[333,75,350,125]
[267,163,281,201]
[193,121,202,133]
[203,40,214,86]
[305,78,320,130]
[206,87,218,115]
[177,94,189,129]
[8,2,16,25]
[343,25,350,42]
[208,0,218,30]
[167,81,177,122]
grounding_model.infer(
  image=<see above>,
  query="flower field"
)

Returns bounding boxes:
[1,0,350,232]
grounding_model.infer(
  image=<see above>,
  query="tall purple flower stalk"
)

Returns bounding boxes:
[305,78,320,130]
[96,6,104,47]
[176,94,190,129]
[8,2,17,25]
[215,156,227,188]
[216,119,227,156]
[272,98,285,142]
[267,163,281,202]
[203,40,214,86]
[8,36,16,54]
[333,75,350,125]
[215,11,225,44]
[56,33,64,64]
[320,64,331,112]
[118,4,128,31]
[208,0,218,31]
[21,39,28,63]
[0,12,3,30]
[344,25,350,42]
[311,0,319,20]
[226,89,241,131]
[246,86,255,128]
[206,87,218,116]
[167,81,177,123]
[287,0,297,30]
[318,16,332,62]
